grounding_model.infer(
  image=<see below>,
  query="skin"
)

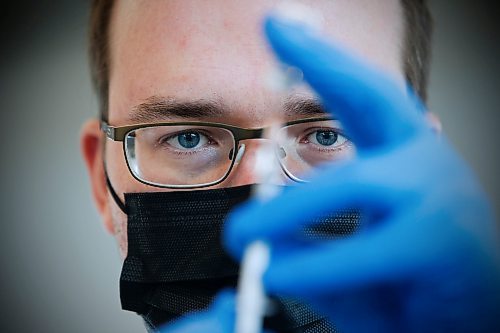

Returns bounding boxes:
[81,0,409,258]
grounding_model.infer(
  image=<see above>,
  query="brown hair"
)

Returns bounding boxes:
[89,0,433,122]
[89,0,113,122]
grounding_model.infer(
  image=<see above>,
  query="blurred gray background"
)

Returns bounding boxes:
[0,1,499,332]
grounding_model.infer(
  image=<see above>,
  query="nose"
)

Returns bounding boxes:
[222,140,287,187]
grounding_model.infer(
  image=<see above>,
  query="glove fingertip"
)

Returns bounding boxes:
[262,14,311,65]
[223,202,259,260]
[212,289,236,310]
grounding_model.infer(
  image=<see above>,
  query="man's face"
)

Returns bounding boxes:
[94,0,404,256]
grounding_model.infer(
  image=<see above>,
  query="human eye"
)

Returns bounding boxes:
[300,127,350,151]
[159,129,216,153]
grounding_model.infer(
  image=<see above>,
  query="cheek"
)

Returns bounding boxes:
[109,199,128,259]
[105,141,154,194]
[104,143,141,260]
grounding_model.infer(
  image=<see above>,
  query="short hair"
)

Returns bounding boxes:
[89,0,433,122]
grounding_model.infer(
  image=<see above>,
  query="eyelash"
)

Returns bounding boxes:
[157,130,217,154]
[300,127,346,143]
[152,126,350,156]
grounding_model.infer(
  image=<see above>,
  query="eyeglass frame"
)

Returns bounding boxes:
[101,116,336,189]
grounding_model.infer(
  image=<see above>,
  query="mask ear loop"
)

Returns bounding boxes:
[103,163,128,214]
[101,128,128,214]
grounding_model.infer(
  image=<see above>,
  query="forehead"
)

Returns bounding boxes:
[108,0,404,124]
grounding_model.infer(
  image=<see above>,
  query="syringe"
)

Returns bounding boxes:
[235,121,283,333]
[235,3,321,333]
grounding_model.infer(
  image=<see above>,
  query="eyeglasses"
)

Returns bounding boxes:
[101,117,355,189]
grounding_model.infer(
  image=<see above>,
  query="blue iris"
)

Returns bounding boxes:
[178,132,200,149]
[316,130,337,146]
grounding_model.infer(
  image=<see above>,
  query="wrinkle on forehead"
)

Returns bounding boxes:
[108,0,405,123]
[109,1,271,70]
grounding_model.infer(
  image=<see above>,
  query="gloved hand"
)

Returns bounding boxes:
[224,15,500,333]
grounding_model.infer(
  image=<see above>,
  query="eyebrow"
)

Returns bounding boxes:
[128,94,329,123]
[128,95,227,122]
[283,95,329,118]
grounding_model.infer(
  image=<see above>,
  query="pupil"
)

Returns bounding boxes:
[178,132,200,148]
[316,131,337,146]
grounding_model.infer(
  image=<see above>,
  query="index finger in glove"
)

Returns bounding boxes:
[264,15,427,151]
[224,161,397,260]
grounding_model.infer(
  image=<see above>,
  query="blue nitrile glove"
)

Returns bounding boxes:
[224,16,500,333]
[158,291,235,333]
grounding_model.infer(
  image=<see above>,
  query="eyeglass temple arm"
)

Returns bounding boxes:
[100,122,121,141]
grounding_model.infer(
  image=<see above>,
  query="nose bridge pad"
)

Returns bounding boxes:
[278,146,286,159]
[234,144,246,164]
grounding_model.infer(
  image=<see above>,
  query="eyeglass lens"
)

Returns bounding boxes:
[124,120,355,187]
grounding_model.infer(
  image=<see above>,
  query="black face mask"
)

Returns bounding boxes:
[112,183,359,332]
